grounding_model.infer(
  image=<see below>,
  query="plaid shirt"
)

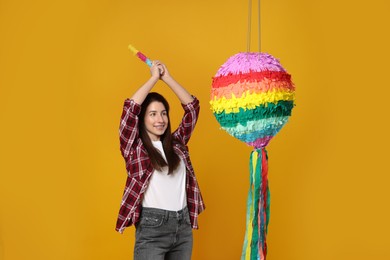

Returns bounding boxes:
[116,96,205,233]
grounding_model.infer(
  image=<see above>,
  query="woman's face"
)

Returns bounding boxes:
[143,101,168,141]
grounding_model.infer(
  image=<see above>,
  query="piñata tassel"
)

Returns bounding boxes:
[242,148,270,260]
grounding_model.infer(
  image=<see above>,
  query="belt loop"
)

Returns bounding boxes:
[165,210,169,221]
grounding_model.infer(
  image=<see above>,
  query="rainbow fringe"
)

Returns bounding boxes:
[242,149,270,260]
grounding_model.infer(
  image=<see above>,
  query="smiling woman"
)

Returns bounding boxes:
[116,61,205,260]
[142,96,169,141]
[138,92,178,173]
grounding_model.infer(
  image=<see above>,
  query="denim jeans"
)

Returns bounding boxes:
[134,207,193,260]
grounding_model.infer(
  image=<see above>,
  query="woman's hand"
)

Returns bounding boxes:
[154,61,193,104]
[159,63,172,82]
[150,60,164,79]
[130,61,162,104]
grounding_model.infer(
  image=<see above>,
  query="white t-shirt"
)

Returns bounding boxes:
[142,140,187,211]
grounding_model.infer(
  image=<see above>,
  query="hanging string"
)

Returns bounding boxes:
[247,0,252,53]
[258,0,261,53]
[247,0,261,53]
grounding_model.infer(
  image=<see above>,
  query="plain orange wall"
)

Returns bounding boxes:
[1,0,390,259]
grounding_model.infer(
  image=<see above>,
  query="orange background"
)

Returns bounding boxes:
[1,0,390,259]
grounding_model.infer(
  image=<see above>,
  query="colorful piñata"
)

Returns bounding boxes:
[210,52,295,260]
[210,52,295,148]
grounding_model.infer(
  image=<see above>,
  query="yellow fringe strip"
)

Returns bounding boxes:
[210,90,295,114]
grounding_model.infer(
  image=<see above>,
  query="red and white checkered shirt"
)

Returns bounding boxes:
[116,96,205,233]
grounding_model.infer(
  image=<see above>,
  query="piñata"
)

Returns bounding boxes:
[210,52,295,260]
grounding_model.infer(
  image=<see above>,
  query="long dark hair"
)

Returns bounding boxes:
[139,92,180,174]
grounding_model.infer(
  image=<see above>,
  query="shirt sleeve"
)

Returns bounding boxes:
[173,96,200,145]
[119,99,141,159]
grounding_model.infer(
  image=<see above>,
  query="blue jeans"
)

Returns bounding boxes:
[134,207,193,260]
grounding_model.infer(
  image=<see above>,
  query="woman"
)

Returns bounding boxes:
[116,60,205,260]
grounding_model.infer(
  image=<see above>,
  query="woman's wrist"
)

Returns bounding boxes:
[150,74,160,81]
[161,73,173,83]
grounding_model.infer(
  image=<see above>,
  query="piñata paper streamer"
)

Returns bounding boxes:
[210,52,295,260]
